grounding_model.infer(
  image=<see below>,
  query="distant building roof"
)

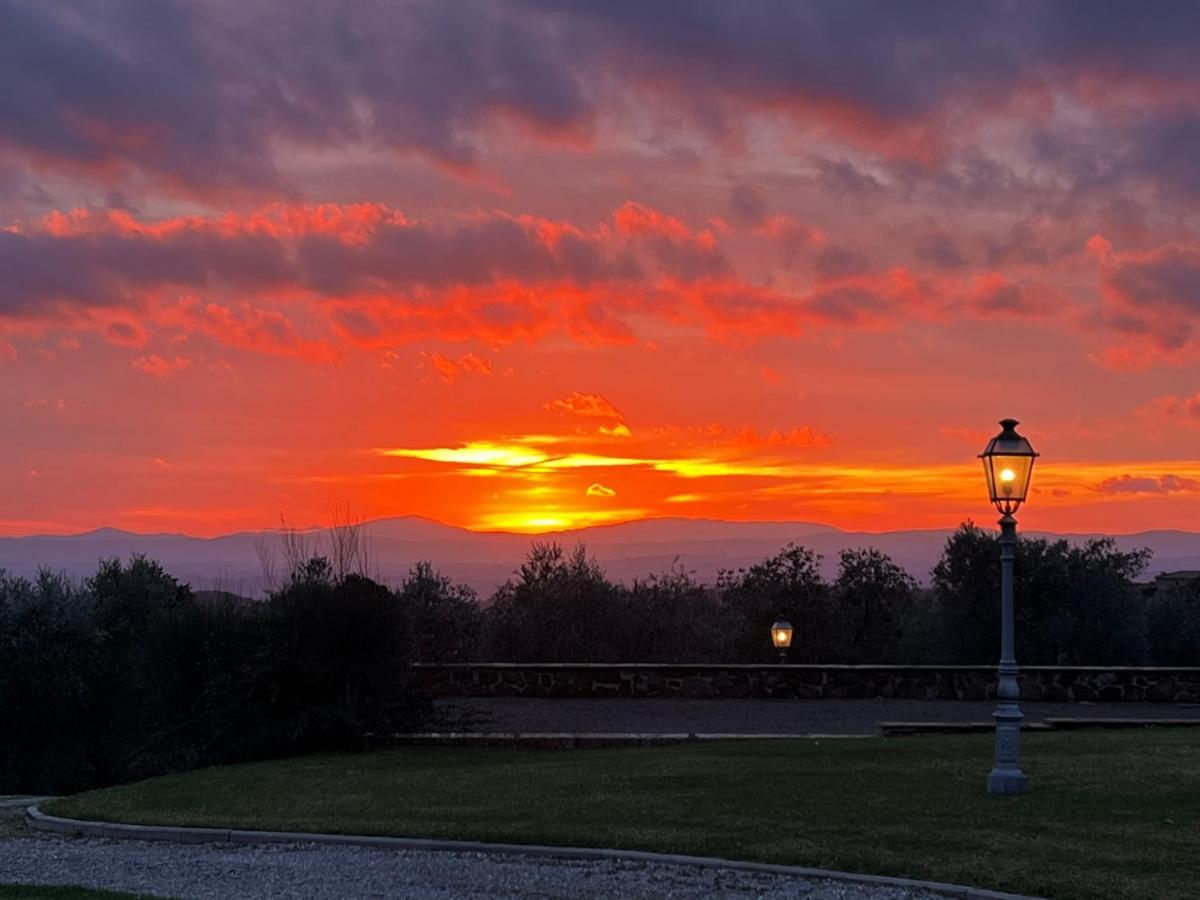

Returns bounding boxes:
[1156,570,1200,582]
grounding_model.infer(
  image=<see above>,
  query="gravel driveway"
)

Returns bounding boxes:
[0,804,959,899]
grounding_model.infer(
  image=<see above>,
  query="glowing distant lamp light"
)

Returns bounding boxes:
[771,618,793,664]
[978,418,1039,797]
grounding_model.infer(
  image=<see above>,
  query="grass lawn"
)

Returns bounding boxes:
[0,888,161,900]
[46,730,1199,900]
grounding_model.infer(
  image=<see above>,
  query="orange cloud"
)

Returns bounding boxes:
[132,354,192,377]
[1093,474,1200,495]
[545,392,624,420]
[1090,236,1200,366]
[428,351,493,383]
[1141,393,1200,425]
[732,426,833,450]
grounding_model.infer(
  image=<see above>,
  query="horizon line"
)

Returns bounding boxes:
[2,513,1198,542]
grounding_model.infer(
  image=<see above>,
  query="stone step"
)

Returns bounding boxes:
[1042,717,1200,730]
[878,722,1053,736]
[879,718,1200,736]
[376,732,871,748]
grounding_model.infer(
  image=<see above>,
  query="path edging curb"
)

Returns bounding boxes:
[25,804,1040,900]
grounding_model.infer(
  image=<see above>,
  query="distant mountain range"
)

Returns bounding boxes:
[1,516,1197,597]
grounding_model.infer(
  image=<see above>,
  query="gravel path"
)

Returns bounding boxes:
[0,832,953,900]
[435,697,1200,735]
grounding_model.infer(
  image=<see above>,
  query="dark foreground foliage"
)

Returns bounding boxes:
[0,557,428,795]
[478,526,1173,666]
[3,522,1193,794]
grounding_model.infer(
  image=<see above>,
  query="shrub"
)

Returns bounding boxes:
[398,561,482,662]
[0,571,105,794]
[717,544,832,662]
[0,557,428,794]
[483,543,627,661]
[1147,578,1200,666]
[932,525,1150,664]
[200,560,428,762]
[622,566,725,662]
[831,547,917,663]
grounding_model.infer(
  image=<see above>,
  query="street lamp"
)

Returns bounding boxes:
[979,418,1038,795]
[771,619,793,664]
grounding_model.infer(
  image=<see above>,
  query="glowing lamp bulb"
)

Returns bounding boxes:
[1000,467,1016,495]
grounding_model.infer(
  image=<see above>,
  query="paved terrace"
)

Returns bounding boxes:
[434,697,1200,736]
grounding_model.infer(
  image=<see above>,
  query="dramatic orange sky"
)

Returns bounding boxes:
[2,1,1199,537]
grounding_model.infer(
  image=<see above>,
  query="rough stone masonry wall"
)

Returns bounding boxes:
[415,664,1200,702]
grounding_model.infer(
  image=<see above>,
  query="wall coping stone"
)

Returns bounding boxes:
[414,663,1200,673]
[415,663,1200,701]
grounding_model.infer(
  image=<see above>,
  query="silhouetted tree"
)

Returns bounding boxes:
[0,570,105,793]
[398,561,482,662]
[90,557,207,779]
[0,555,429,794]
[831,547,916,662]
[483,543,625,661]
[217,560,426,757]
[623,565,725,662]
[933,524,1149,664]
[718,544,832,662]
[1148,577,1200,666]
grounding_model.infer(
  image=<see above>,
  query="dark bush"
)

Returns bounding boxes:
[205,561,427,761]
[830,547,917,663]
[931,525,1150,664]
[1147,577,1200,666]
[0,571,105,794]
[0,557,427,794]
[482,543,629,661]
[717,544,832,662]
[398,561,482,662]
[622,566,726,662]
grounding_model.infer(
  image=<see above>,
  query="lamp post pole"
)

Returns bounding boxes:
[987,512,1027,795]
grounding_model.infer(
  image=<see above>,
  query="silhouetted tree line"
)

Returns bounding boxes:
[470,526,1185,667]
[3,523,1198,794]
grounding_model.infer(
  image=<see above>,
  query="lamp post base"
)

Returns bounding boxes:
[987,768,1029,795]
[987,702,1027,795]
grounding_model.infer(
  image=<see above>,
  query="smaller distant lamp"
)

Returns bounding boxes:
[771,618,793,664]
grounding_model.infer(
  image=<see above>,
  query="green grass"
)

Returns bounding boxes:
[0,887,161,900]
[46,730,1200,900]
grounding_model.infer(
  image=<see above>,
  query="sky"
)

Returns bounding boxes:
[2,0,1200,537]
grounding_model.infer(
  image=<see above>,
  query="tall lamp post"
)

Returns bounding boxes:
[979,418,1038,795]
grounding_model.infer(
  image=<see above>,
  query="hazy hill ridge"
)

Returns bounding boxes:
[2,516,1197,597]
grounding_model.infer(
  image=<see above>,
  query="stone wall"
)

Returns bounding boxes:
[415,663,1200,703]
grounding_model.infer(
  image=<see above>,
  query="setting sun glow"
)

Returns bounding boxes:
[2,4,1199,540]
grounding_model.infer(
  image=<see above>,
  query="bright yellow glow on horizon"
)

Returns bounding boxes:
[475,507,650,533]
[380,442,550,468]
[373,438,1200,535]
